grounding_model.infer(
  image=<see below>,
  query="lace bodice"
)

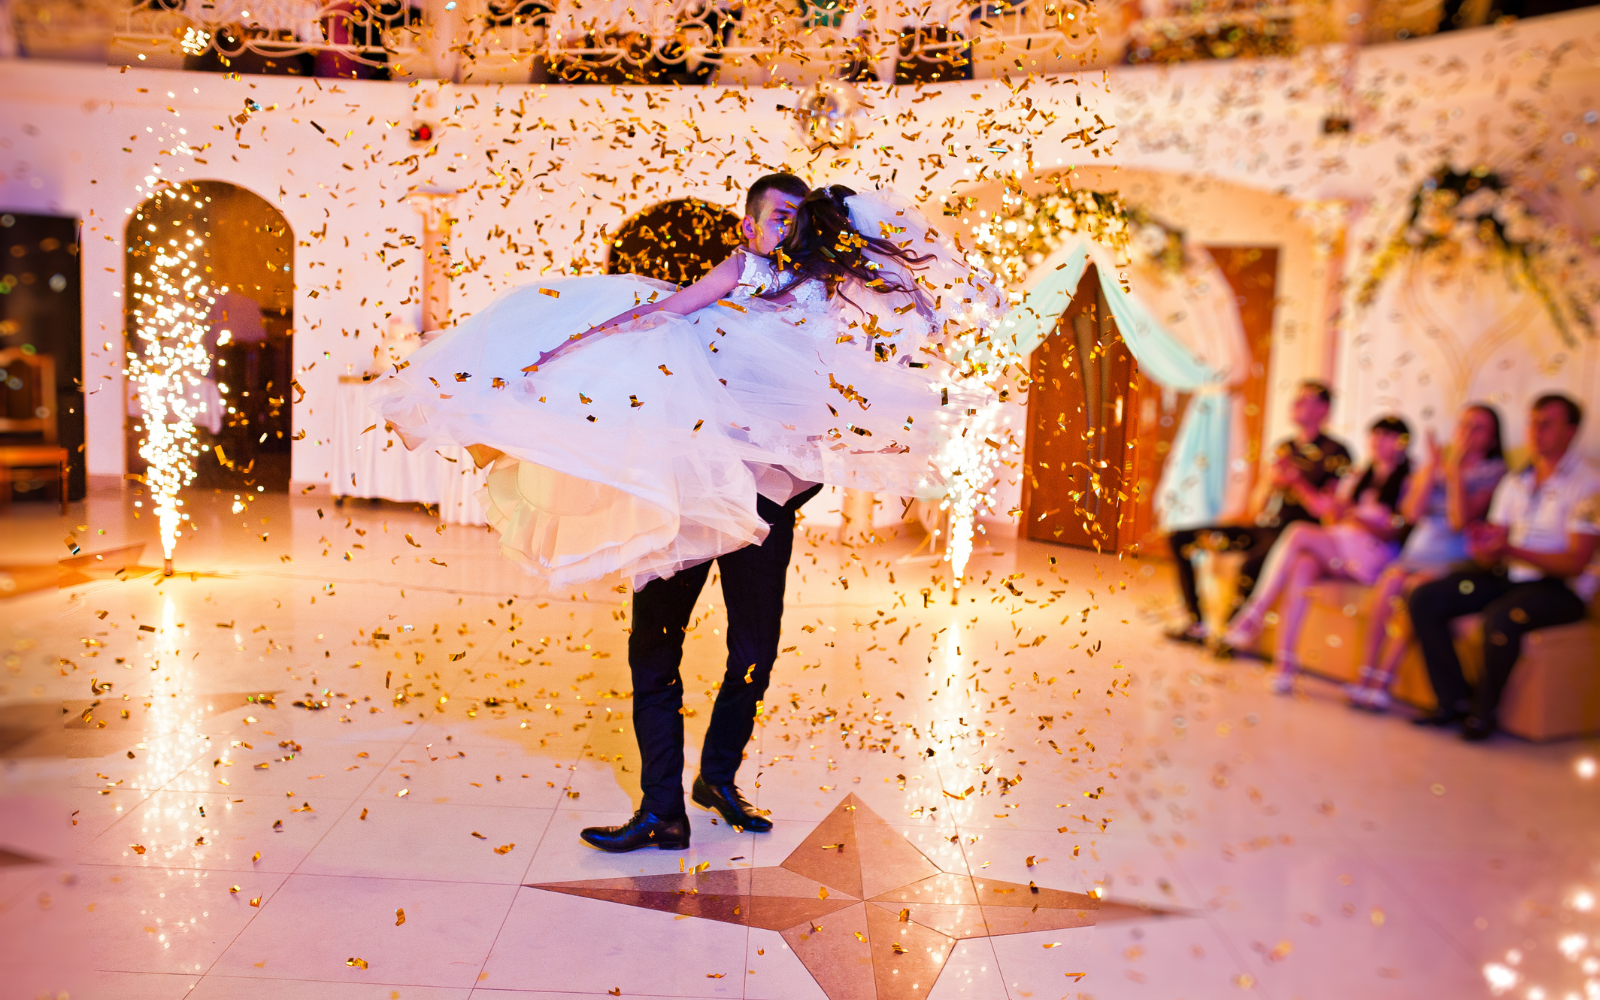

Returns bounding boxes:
[729,250,829,310]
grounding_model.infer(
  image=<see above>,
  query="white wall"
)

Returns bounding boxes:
[1,6,1596,491]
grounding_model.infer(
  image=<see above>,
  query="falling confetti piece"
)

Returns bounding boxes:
[395,908,406,926]
[347,957,369,969]
[494,843,515,854]
[130,845,146,855]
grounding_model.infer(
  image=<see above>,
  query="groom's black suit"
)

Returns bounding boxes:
[628,484,822,819]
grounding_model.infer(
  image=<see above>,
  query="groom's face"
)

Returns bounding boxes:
[742,190,803,255]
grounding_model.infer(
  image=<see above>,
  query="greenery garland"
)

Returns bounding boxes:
[1357,164,1597,346]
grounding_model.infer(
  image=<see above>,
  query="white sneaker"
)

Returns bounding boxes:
[1362,688,1391,712]
[1342,682,1366,706]
[1267,670,1294,696]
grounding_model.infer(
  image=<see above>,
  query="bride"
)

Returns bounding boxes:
[371,179,1002,587]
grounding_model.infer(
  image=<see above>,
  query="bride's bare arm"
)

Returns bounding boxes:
[531,254,746,368]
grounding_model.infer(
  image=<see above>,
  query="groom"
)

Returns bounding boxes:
[581,172,817,852]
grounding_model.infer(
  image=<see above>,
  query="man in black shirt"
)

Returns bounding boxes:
[1166,381,1353,644]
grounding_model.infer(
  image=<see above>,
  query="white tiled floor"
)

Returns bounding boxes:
[2,484,1597,999]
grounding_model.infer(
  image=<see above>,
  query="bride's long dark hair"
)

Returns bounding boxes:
[758,184,935,303]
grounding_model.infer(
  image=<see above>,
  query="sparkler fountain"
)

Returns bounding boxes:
[934,311,1021,604]
[126,185,217,575]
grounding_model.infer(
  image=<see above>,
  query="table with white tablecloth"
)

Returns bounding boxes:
[330,377,487,525]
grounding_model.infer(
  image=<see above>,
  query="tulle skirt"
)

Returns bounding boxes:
[370,274,969,587]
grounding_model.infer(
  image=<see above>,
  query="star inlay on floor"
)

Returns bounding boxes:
[532,794,1173,999]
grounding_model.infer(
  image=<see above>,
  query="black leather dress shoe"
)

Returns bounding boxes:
[691,775,772,832]
[1461,716,1497,742]
[1411,709,1464,728]
[579,809,689,852]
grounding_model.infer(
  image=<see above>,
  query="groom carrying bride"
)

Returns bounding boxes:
[374,168,1001,852]
[580,172,816,851]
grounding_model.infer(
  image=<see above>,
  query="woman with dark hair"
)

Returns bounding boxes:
[758,184,937,304]
[1342,404,1507,710]
[372,178,1002,587]
[1221,416,1415,694]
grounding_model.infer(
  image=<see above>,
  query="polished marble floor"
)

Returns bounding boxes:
[2,483,1597,1000]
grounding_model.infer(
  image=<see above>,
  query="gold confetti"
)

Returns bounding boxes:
[130,845,146,855]
[395,908,406,926]
[494,843,515,854]
[347,957,369,969]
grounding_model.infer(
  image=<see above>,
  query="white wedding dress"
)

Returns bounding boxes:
[371,191,1001,587]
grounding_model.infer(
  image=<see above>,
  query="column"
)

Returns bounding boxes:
[405,191,456,333]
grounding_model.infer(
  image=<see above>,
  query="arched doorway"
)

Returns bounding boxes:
[125,181,294,492]
[606,198,741,285]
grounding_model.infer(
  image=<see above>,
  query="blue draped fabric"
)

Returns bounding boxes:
[1000,237,1230,530]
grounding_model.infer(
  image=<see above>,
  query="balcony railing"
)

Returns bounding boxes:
[1,0,1490,80]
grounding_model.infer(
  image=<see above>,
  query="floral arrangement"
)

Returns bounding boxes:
[1125,208,1189,275]
[1357,165,1598,346]
[968,180,1132,290]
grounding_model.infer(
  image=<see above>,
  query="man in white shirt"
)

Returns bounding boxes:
[1408,393,1600,741]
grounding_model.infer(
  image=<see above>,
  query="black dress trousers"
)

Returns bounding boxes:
[627,484,821,818]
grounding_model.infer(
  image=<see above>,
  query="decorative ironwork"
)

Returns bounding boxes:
[1125,2,1304,64]
[90,0,1109,80]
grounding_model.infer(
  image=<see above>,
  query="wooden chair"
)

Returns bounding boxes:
[0,348,69,515]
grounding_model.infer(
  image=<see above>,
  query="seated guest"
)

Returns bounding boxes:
[1166,381,1353,643]
[1222,416,1413,694]
[1344,405,1507,711]
[1408,393,1600,740]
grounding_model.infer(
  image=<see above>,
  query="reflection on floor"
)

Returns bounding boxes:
[1,484,1596,1000]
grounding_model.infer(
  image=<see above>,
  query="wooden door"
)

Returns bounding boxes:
[1021,265,1139,553]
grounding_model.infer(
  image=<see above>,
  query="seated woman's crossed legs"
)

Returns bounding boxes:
[1221,523,1354,693]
